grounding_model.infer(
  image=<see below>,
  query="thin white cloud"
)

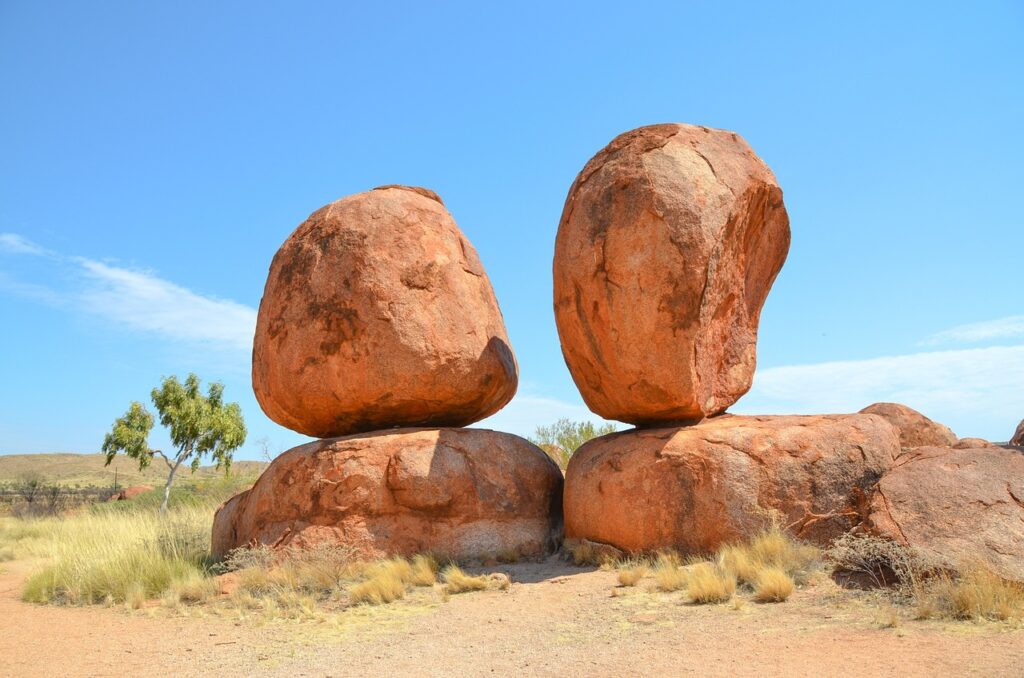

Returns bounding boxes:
[921,315,1024,346]
[0,233,49,256]
[0,233,256,353]
[75,259,256,352]
[736,344,1024,440]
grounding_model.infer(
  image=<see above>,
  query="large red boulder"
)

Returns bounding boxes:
[864,446,1024,582]
[858,402,957,450]
[564,414,898,554]
[553,124,790,426]
[252,186,518,438]
[211,428,563,561]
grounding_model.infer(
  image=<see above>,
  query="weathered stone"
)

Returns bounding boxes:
[564,414,898,554]
[253,186,517,438]
[553,123,790,425]
[1011,419,1024,446]
[212,428,563,560]
[864,446,1024,582]
[858,402,957,450]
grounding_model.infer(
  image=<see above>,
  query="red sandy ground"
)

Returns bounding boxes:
[2,559,1022,677]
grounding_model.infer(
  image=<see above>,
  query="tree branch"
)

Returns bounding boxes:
[152,449,174,471]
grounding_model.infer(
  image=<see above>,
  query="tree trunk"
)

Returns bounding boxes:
[160,460,183,515]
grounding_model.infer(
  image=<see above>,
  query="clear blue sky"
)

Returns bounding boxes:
[2,1,1022,459]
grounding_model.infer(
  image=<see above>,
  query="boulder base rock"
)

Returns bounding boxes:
[564,414,898,554]
[212,428,563,560]
[858,402,956,450]
[253,186,517,438]
[864,446,1024,582]
[553,123,790,426]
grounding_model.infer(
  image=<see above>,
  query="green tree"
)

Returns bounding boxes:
[102,373,246,514]
[529,418,618,468]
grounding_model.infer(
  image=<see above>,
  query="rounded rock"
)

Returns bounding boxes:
[211,428,564,561]
[858,402,957,450]
[564,414,899,554]
[553,124,790,425]
[253,186,518,438]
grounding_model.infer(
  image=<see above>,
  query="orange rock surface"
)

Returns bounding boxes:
[864,445,1024,582]
[252,185,517,438]
[553,123,790,425]
[858,402,957,450]
[563,414,898,554]
[211,428,563,560]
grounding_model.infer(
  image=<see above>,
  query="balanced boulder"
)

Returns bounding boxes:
[212,428,563,560]
[553,123,790,426]
[864,445,1024,582]
[252,186,518,438]
[564,414,898,554]
[858,402,957,450]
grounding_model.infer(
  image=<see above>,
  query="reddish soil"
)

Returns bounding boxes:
[2,559,1022,677]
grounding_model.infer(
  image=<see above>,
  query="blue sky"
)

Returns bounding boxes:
[1,1,1022,459]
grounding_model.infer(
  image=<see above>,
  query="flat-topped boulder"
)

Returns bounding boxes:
[553,123,790,426]
[564,413,898,554]
[253,185,518,438]
[212,428,563,561]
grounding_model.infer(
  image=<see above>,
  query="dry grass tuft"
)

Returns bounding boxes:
[752,566,795,603]
[408,554,439,587]
[616,562,647,587]
[687,562,736,604]
[919,566,1024,622]
[441,565,491,594]
[349,570,406,605]
[652,553,688,592]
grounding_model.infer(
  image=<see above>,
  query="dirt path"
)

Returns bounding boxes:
[2,559,1022,677]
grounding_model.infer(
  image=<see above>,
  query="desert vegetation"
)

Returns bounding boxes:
[529,418,618,468]
[1,478,1020,630]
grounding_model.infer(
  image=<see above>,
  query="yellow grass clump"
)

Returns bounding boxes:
[348,569,407,605]
[918,566,1024,622]
[652,552,688,592]
[616,562,647,587]
[442,565,491,594]
[687,562,736,604]
[20,506,211,605]
[752,566,795,603]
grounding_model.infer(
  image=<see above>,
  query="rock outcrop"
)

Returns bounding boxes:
[1012,419,1024,446]
[858,403,957,450]
[553,123,790,426]
[564,414,899,554]
[953,437,997,449]
[864,445,1024,582]
[252,185,517,439]
[212,428,563,560]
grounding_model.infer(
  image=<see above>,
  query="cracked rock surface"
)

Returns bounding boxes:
[212,428,563,560]
[252,185,517,438]
[563,414,899,554]
[864,445,1024,582]
[553,123,790,425]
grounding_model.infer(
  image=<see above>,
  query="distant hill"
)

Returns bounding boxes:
[0,452,268,488]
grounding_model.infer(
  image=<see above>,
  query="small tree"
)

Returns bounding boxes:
[529,418,618,468]
[102,373,246,514]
